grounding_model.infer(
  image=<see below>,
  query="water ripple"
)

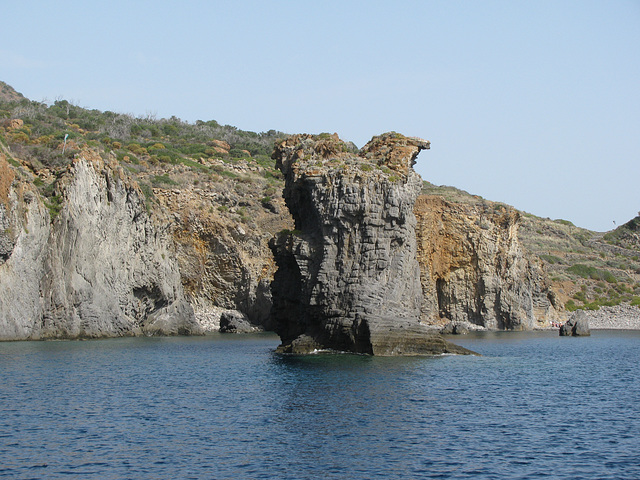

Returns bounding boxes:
[0,331,639,479]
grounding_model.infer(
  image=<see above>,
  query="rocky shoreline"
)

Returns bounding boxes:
[579,305,640,330]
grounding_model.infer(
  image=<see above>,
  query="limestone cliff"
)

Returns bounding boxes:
[415,195,564,329]
[269,133,472,355]
[0,151,200,340]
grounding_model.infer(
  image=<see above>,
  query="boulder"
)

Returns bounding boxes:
[559,310,591,336]
[219,310,260,333]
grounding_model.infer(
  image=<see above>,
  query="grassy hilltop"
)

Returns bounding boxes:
[0,81,287,226]
[2,81,639,314]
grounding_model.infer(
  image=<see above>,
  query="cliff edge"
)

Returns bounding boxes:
[269,133,473,355]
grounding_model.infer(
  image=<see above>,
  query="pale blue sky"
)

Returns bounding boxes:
[2,0,639,231]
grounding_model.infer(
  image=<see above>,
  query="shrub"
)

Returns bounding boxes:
[540,254,563,264]
[43,195,62,220]
[567,264,617,283]
[554,219,574,226]
[565,300,579,312]
[573,291,586,302]
[151,174,177,186]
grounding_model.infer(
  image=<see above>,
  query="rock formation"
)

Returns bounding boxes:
[269,133,473,355]
[219,310,261,333]
[559,310,591,336]
[0,150,200,339]
[159,189,284,332]
[415,196,563,330]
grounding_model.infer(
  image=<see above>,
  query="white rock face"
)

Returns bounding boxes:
[0,184,51,339]
[0,152,199,339]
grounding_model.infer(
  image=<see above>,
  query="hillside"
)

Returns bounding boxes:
[421,182,640,312]
[1,81,638,323]
[0,84,295,332]
[0,82,24,103]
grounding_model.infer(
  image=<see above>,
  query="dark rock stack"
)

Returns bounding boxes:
[269,133,474,355]
[559,310,591,336]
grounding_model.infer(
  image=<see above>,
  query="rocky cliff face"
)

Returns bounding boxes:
[0,151,200,340]
[157,186,288,331]
[0,127,565,342]
[269,133,472,355]
[415,195,563,329]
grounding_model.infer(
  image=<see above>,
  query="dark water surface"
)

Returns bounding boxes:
[1,330,639,479]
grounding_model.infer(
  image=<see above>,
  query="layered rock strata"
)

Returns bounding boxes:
[415,196,564,330]
[269,133,473,355]
[0,151,200,339]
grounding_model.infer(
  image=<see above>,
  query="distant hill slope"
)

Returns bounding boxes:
[603,215,640,251]
[0,82,25,102]
[421,182,640,312]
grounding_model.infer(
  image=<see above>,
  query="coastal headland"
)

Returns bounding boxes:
[1,82,639,342]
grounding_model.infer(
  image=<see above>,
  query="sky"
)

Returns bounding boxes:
[2,0,638,231]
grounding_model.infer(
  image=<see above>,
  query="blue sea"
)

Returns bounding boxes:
[0,330,639,479]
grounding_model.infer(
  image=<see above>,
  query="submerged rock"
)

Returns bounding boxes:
[559,310,591,336]
[269,133,474,355]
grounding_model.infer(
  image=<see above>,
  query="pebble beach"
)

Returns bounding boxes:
[580,304,640,330]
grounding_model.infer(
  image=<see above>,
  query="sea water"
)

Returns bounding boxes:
[0,330,639,479]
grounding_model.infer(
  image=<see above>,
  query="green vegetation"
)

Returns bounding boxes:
[602,215,640,250]
[565,300,578,312]
[151,174,178,186]
[43,195,62,220]
[539,254,563,265]
[554,219,574,227]
[567,264,618,283]
[0,95,286,173]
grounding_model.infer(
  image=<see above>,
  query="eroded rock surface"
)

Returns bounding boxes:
[560,310,591,336]
[269,133,473,355]
[159,187,289,332]
[415,196,564,330]
[0,151,199,339]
